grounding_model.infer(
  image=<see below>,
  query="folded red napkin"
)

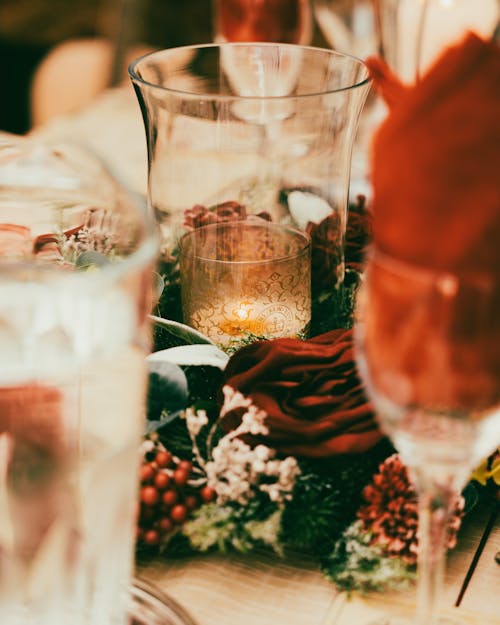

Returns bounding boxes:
[366,33,500,274]
[363,34,500,412]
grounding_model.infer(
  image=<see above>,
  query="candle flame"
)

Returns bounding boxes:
[236,306,250,321]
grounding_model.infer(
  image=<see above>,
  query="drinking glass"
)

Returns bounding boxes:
[355,248,500,625]
[0,137,159,625]
[213,0,313,45]
[375,0,500,81]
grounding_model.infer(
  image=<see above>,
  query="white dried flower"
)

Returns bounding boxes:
[206,435,300,506]
[60,208,121,262]
[185,407,209,436]
[220,385,253,417]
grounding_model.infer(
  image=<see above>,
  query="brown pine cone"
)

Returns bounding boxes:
[357,454,464,565]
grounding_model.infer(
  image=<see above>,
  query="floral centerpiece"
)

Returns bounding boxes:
[135,194,475,594]
[134,32,500,594]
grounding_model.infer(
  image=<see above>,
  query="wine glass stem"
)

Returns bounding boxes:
[415,485,454,625]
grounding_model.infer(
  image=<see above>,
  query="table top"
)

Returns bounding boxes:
[30,86,500,625]
[135,497,499,625]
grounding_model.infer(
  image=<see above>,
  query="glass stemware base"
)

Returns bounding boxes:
[129,579,198,625]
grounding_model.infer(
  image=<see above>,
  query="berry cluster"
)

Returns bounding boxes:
[137,441,215,549]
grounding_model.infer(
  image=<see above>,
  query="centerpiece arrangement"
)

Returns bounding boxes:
[129,37,500,598]
[134,192,477,594]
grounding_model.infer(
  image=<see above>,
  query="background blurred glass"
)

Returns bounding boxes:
[213,0,313,44]
[313,0,377,58]
[376,0,500,81]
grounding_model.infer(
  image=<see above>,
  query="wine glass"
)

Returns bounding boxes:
[212,0,313,45]
[355,247,500,625]
[374,0,500,82]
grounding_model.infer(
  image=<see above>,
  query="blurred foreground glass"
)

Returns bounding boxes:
[356,249,500,625]
[0,137,158,625]
[179,220,311,348]
[129,43,370,296]
[375,0,500,81]
[212,0,313,44]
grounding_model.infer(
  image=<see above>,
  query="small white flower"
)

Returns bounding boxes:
[185,407,209,436]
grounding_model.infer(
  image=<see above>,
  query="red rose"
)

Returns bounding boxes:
[221,329,384,457]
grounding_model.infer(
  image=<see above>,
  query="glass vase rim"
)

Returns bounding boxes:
[179,220,311,266]
[128,42,370,100]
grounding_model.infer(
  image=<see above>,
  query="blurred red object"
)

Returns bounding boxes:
[366,33,500,275]
[214,0,313,44]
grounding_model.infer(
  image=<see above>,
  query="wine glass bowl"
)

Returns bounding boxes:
[355,247,500,624]
[213,0,313,45]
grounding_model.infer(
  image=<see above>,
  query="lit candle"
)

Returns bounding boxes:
[179,220,311,350]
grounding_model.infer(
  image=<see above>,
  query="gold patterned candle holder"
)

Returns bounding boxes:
[179,219,311,348]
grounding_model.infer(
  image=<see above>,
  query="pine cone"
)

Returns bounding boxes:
[357,454,464,565]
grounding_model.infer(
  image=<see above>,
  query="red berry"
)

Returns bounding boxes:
[140,463,155,483]
[177,460,192,473]
[200,486,216,503]
[156,450,172,468]
[173,468,189,486]
[141,486,159,505]
[162,489,179,506]
[158,517,174,533]
[170,504,187,524]
[143,529,160,545]
[154,472,170,490]
[184,494,198,510]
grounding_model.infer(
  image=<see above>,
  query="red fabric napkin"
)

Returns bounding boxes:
[366,33,500,274]
[363,35,500,411]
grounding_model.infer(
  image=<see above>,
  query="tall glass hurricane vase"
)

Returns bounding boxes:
[129,43,370,299]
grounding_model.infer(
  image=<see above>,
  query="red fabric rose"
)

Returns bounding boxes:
[221,328,384,457]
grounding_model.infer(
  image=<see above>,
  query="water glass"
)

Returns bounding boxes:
[0,138,158,625]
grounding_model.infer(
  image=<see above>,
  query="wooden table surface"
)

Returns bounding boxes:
[135,497,499,625]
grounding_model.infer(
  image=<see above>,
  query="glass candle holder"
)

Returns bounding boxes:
[179,219,311,348]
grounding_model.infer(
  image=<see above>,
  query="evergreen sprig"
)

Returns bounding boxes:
[280,441,393,556]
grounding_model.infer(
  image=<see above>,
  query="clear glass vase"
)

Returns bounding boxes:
[129,43,370,301]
